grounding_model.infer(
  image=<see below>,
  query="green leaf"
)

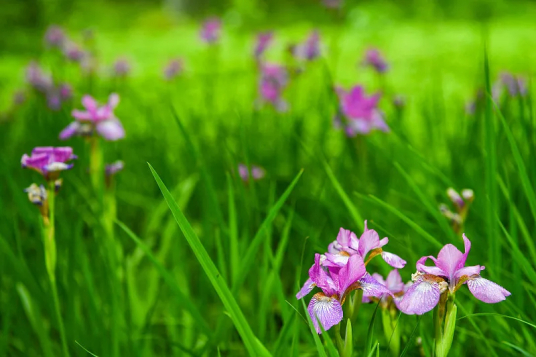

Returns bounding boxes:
[343,319,353,357]
[300,299,328,357]
[148,163,271,357]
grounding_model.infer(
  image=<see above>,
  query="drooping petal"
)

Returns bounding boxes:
[416,256,446,277]
[381,251,406,269]
[338,254,366,295]
[359,273,393,299]
[467,277,511,303]
[398,279,441,315]
[59,121,81,140]
[44,162,73,172]
[96,120,125,141]
[385,269,405,293]
[307,293,343,334]
[309,254,337,295]
[454,265,484,282]
[323,252,349,267]
[436,243,464,281]
[296,278,316,299]
[371,273,386,287]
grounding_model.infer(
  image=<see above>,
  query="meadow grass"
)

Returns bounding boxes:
[1,2,536,356]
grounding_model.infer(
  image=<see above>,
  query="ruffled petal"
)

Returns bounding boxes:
[381,251,406,269]
[454,265,484,281]
[359,273,393,299]
[338,254,366,295]
[398,279,441,315]
[96,120,125,141]
[467,277,511,303]
[307,293,343,334]
[357,227,381,258]
[296,278,316,299]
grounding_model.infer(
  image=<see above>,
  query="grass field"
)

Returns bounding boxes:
[1,1,536,356]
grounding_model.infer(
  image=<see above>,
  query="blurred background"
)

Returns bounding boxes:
[2,0,536,356]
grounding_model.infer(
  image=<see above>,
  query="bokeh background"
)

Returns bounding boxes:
[1,0,536,356]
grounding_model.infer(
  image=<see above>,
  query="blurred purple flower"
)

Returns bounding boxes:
[362,48,389,73]
[26,62,53,93]
[163,59,183,80]
[254,31,273,60]
[336,85,389,136]
[238,163,265,182]
[114,58,131,77]
[106,160,124,176]
[363,270,409,309]
[60,93,125,141]
[59,83,73,101]
[44,25,66,48]
[13,90,26,105]
[63,42,85,62]
[500,72,527,97]
[200,18,221,44]
[21,147,77,180]
[258,63,288,111]
[323,0,342,8]
[399,235,511,315]
[293,30,321,61]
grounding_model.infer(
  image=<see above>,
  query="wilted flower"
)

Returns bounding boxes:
[362,48,389,73]
[292,30,321,61]
[335,85,389,136]
[106,160,124,176]
[163,59,183,80]
[238,163,265,182]
[25,183,48,206]
[254,31,273,60]
[60,93,125,141]
[200,18,221,44]
[258,63,288,111]
[44,25,66,48]
[113,58,131,77]
[399,235,511,315]
[441,187,474,234]
[21,147,77,181]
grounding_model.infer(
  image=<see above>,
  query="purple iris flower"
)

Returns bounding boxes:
[44,25,66,48]
[21,147,77,180]
[399,235,511,315]
[60,93,125,141]
[254,31,273,60]
[200,18,221,44]
[259,63,288,112]
[293,30,321,61]
[324,223,407,269]
[163,59,183,80]
[297,253,378,333]
[238,163,265,182]
[336,86,389,136]
[113,59,131,77]
[106,161,124,176]
[500,72,527,97]
[362,48,389,73]
[59,83,73,101]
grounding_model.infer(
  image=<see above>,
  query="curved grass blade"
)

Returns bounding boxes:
[365,194,443,249]
[232,169,303,293]
[148,163,271,357]
[457,312,536,329]
[116,220,213,338]
[300,299,328,357]
[400,315,422,357]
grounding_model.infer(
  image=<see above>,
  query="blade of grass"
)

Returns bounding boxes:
[148,163,271,357]
[300,299,328,357]
[232,169,303,293]
[116,220,213,338]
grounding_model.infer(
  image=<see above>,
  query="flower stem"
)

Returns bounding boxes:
[434,293,457,357]
[44,182,70,357]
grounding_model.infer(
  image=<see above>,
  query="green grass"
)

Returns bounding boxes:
[1,1,536,356]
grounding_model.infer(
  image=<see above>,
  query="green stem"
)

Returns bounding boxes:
[44,182,70,357]
[434,293,457,357]
[334,322,344,355]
